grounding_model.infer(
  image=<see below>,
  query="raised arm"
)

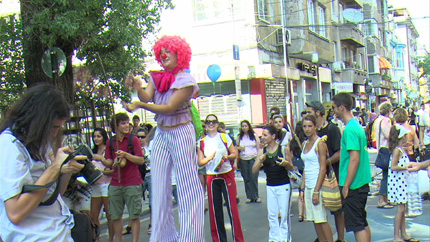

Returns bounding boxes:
[124,86,193,115]
[252,148,265,174]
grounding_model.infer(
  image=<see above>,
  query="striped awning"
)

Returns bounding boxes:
[378,56,392,69]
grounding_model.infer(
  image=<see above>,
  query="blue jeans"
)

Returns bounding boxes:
[239,158,259,200]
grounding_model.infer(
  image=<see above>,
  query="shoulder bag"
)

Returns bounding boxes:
[375,118,390,170]
[321,161,342,212]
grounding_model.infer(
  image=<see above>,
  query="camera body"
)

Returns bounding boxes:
[64,144,103,185]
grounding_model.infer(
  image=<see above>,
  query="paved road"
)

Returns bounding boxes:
[99,158,430,241]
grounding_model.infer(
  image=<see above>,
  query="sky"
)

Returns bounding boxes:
[388,0,430,52]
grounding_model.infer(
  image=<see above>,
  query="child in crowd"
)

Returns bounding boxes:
[388,125,420,242]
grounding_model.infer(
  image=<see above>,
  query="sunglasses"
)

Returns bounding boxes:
[138,136,146,139]
[205,120,218,125]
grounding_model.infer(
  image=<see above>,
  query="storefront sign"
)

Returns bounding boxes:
[333,82,353,93]
[298,62,318,75]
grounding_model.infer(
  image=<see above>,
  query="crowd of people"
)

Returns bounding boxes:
[0,34,428,242]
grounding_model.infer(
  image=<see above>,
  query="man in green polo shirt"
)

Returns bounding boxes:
[332,92,372,242]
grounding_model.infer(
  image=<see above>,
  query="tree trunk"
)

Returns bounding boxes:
[20,0,75,105]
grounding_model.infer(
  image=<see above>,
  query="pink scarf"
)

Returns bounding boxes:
[151,66,182,93]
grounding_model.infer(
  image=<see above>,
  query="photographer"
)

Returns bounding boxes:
[103,113,144,242]
[0,84,86,241]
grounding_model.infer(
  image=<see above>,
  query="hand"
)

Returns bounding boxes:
[342,186,349,198]
[51,147,86,174]
[277,158,289,167]
[122,100,142,112]
[233,161,238,170]
[207,152,216,161]
[125,76,144,90]
[312,192,320,205]
[259,153,267,162]
[113,157,127,167]
[299,191,304,202]
[116,150,128,159]
[93,154,104,161]
[407,162,421,172]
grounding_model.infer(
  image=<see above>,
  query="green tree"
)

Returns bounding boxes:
[0,15,26,110]
[18,0,173,105]
[418,53,430,78]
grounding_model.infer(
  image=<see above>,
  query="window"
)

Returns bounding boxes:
[258,0,268,21]
[339,3,344,23]
[318,6,326,37]
[364,19,378,36]
[194,0,242,22]
[396,49,404,69]
[334,41,339,62]
[331,0,338,22]
[308,0,316,32]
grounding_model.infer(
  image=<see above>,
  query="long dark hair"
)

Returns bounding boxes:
[294,121,306,144]
[264,125,282,141]
[0,84,70,161]
[388,126,401,153]
[289,137,302,158]
[92,128,109,154]
[239,120,256,141]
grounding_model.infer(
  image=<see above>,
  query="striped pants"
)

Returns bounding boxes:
[150,123,204,242]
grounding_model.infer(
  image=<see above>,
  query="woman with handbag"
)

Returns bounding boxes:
[237,119,261,203]
[374,102,394,209]
[0,84,86,241]
[252,125,294,242]
[299,115,334,242]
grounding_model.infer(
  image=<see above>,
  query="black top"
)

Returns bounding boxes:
[263,145,290,186]
[317,122,341,180]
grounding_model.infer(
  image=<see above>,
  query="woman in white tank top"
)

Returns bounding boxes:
[299,115,334,242]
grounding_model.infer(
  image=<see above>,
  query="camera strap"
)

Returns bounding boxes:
[21,157,70,206]
[21,178,60,206]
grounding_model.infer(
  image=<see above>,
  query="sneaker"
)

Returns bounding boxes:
[236,196,240,204]
[255,198,262,203]
[147,224,152,235]
[122,225,132,235]
[246,199,252,204]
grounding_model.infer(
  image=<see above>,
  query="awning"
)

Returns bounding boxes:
[378,56,392,69]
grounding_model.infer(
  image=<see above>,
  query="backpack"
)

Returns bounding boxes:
[199,133,230,155]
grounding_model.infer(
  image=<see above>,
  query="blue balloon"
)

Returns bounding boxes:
[207,64,221,83]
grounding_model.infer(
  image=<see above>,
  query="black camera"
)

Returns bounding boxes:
[64,144,103,185]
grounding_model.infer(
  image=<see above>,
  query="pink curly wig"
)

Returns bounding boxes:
[153,36,192,71]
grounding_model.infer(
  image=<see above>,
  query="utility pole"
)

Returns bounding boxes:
[280,0,295,126]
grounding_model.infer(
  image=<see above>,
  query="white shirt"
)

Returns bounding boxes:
[301,138,321,188]
[0,129,74,242]
[198,133,233,175]
[419,110,430,145]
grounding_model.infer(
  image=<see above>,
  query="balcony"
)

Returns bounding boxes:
[339,25,365,47]
[371,74,393,89]
[367,36,384,55]
[341,68,367,85]
[342,0,363,8]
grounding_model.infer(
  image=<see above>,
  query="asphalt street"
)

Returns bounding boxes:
[99,151,430,242]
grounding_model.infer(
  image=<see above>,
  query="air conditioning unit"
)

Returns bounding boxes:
[333,61,342,72]
[276,29,291,46]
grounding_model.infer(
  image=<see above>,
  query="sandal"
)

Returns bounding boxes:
[377,203,394,209]
[404,237,419,242]
[298,215,304,222]
[147,224,152,235]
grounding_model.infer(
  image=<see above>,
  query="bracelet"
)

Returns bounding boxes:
[313,191,320,194]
